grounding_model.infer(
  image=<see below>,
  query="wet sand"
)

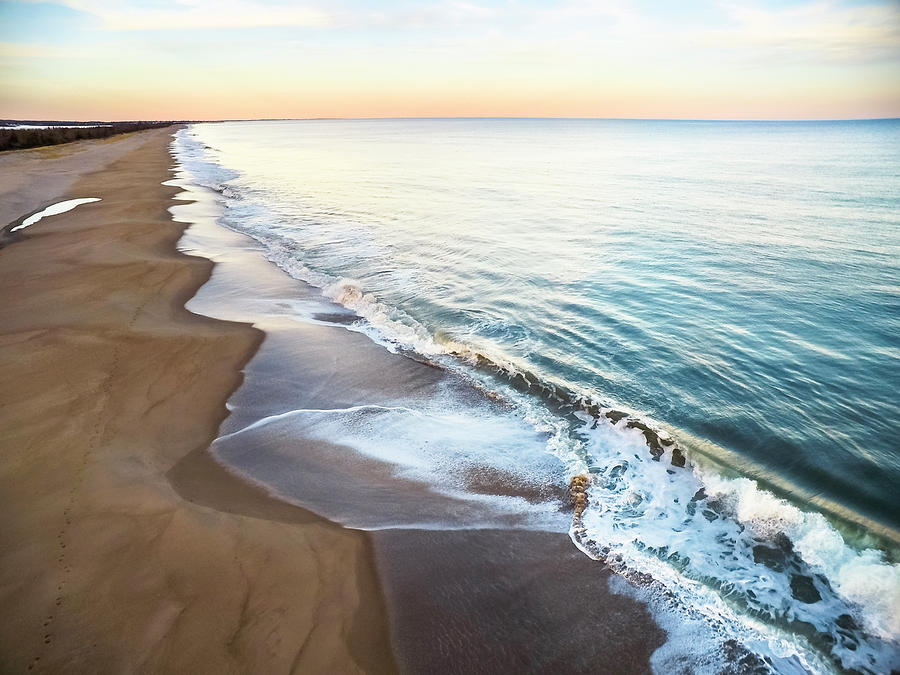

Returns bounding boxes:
[0,128,394,673]
[375,529,664,674]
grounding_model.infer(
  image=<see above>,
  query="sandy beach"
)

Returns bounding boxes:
[0,128,394,673]
[0,127,664,674]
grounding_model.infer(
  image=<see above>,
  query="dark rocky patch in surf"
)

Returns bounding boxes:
[623,419,670,460]
[601,409,688,470]
[604,409,629,424]
[790,574,822,605]
[443,345,692,472]
[312,311,359,325]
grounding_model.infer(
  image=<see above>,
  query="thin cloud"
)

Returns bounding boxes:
[32,0,334,30]
[705,1,900,64]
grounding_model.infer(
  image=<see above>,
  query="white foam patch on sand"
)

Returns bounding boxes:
[11,198,101,233]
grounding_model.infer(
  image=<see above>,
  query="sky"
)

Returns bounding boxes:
[1,0,899,120]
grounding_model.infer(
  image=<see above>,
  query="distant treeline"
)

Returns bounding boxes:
[0,121,183,152]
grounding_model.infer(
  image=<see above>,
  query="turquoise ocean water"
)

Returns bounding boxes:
[176,119,899,674]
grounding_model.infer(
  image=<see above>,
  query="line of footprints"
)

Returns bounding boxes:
[29,405,100,671]
[28,298,147,671]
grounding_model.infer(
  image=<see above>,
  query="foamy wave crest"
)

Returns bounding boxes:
[706,474,900,641]
[571,414,899,674]
[703,474,900,641]
[173,129,548,371]
[251,244,464,358]
[171,129,239,191]
[321,278,464,356]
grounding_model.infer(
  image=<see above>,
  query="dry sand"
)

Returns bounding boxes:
[0,128,395,673]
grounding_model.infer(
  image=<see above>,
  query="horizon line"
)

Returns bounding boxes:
[4,115,900,124]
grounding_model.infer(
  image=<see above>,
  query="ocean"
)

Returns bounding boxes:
[173,118,900,674]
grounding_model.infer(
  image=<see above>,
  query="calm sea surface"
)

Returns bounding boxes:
[176,119,900,674]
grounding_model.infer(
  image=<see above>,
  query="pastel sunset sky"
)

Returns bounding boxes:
[2,0,899,120]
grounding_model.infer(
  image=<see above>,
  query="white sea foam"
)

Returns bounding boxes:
[607,574,822,675]
[571,414,899,673]
[10,198,101,233]
[214,399,568,531]
[321,277,456,355]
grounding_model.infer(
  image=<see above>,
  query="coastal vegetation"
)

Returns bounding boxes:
[0,121,178,152]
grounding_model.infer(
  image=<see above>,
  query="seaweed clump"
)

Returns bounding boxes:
[598,408,688,469]
[569,474,590,519]
[624,419,674,460]
[603,409,629,424]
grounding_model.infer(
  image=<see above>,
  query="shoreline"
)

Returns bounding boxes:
[173,120,900,674]
[0,126,665,673]
[0,129,396,673]
[171,128,667,671]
